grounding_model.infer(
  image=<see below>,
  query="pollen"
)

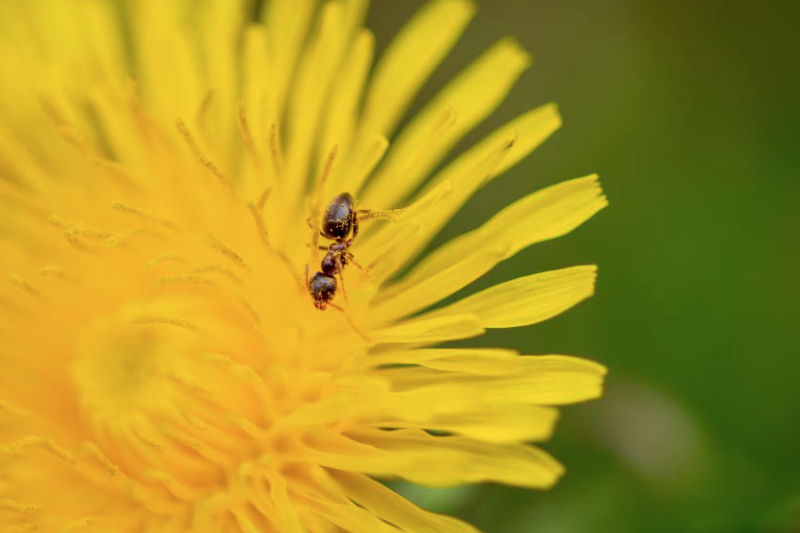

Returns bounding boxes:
[0,0,607,532]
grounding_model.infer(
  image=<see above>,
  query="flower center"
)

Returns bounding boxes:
[68,299,268,496]
[71,312,179,422]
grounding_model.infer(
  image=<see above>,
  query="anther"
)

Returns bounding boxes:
[176,119,231,189]
[132,316,199,332]
[269,123,284,178]
[206,235,249,270]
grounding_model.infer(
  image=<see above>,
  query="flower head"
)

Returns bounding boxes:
[0,0,607,531]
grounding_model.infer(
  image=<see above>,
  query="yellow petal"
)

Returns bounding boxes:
[422,265,597,328]
[371,247,508,324]
[198,0,247,145]
[362,347,522,375]
[283,1,347,213]
[370,402,559,444]
[381,355,606,405]
[362,104,561,277]
[361,37,530,207]
[331,471,481,533]
[359,137,512,283]
[385,176,606,306]
[261,0,317,122]
[132,1,205,123]
[240,24,277,190]
[348,428,564,488]
[342,0,370,42]
[322,29,375,193]
[356,0,475,139]
[372,314,483,344]
[264,469,306,533]
[304,497,403,533]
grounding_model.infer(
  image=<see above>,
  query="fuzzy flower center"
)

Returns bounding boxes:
[73,313,178,420]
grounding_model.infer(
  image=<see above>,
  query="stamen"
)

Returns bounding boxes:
[318,144,339,188]
[197,91,215,131]
[237,102,261,166]
[268,123,284,178]
[176,119,231,189]
[48,215,115,240]
[104,227,143,247]
[195,265,244,285]
[158,275,216,286]
[249,187,273,249]
[6,273,40,298]
[55,124,102,161]
[0,500,40,514]
[257,187,272,211]
[132,316,199,332]
[64,229,92,251]
[0,436,78,464]
[61,516,97,532]
[80,442,119,477]
[46,214,71,229]
[248,203,271,248]
[206,235,250,270]
[238,296,263,327]
[37,265,64,278]
[308,145,339,254]
[145,251,189,269]
[112,203,179,230]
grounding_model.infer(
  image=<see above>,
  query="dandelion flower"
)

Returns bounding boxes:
[0,0,608,531]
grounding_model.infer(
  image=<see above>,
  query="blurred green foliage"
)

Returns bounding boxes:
[368,1,800,532]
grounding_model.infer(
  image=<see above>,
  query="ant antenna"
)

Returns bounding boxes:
[355,208,400,222]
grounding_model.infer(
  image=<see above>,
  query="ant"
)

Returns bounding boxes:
[306,192,379,311]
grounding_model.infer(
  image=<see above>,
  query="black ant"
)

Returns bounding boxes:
[307,192,380,311]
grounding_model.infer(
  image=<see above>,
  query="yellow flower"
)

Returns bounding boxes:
[0,0,607,531]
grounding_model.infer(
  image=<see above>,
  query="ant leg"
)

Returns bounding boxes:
[328,303,371,342]
[351,214,359,240]
[346,253,371,278]
[335,255,349,304]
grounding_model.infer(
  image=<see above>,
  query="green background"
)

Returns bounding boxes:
[368,1,800,532]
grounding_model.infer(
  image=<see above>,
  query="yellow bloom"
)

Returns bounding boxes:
[0,0,607,531]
